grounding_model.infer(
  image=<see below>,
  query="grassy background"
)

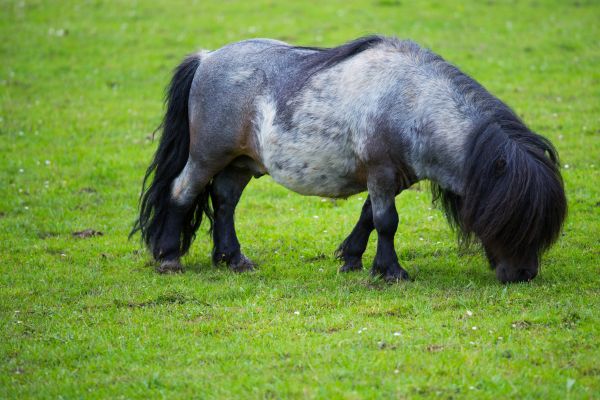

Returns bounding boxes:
[1,0,599,398]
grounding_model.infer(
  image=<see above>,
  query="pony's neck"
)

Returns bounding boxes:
[407,116,485,196]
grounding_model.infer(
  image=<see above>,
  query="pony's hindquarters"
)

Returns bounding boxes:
[131,53,214,271]
[132,44,270,272]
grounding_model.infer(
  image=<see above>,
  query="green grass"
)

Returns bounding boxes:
[1,0,599,398]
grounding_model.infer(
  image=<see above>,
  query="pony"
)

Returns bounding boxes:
[131,36,567,283]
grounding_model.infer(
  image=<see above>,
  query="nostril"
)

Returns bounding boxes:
[514,269,537,282]
[522,268,538,281]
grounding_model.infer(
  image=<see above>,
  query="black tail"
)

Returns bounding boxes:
[130,53,213,258]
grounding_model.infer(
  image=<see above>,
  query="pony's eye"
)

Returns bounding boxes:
[495,158,507,176]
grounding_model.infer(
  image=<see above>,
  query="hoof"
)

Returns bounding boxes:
[156,259,184,274]
[383,269,410,282]
[340,259,363,272]
[230,254,255,273]
[371,263,410,282]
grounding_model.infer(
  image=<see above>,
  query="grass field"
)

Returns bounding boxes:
[1,0,599,398]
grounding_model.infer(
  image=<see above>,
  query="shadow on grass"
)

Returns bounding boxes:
[132,243,569,292]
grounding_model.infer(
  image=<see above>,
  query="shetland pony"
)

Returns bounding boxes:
[131,36,566,283]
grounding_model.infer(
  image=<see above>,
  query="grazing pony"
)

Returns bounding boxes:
[131,36,566,283]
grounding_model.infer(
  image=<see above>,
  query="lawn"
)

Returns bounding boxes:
[1,0,599,398]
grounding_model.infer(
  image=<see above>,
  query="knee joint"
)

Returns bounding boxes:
[373,206,398,235]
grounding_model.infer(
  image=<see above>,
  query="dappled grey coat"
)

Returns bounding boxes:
[132,36,566,283]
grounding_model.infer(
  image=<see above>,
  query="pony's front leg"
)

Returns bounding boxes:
[210,165,255,272]
[336,196,374,272]
[368,169,409,282]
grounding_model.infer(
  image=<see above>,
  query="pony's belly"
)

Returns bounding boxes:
[270,169,366,198]
[265,155,366,198]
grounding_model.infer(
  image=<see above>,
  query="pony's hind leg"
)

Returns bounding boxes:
[210,163,254,272]
[368,169,409,282]
[154,159,214,273]
[153,206,189,274]
[336,196,374,272]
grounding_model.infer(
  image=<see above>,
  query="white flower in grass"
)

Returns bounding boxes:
[566,378,575,391]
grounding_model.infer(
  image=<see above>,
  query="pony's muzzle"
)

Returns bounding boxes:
[495,260,539,283]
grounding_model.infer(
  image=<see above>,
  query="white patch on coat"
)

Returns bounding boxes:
[254,96,278,153]
[228,68,256,85]
[171,159,198,206]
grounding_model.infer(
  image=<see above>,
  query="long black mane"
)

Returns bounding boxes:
[433,106,566,260]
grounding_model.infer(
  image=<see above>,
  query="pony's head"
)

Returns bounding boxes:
[435,121,567,283]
